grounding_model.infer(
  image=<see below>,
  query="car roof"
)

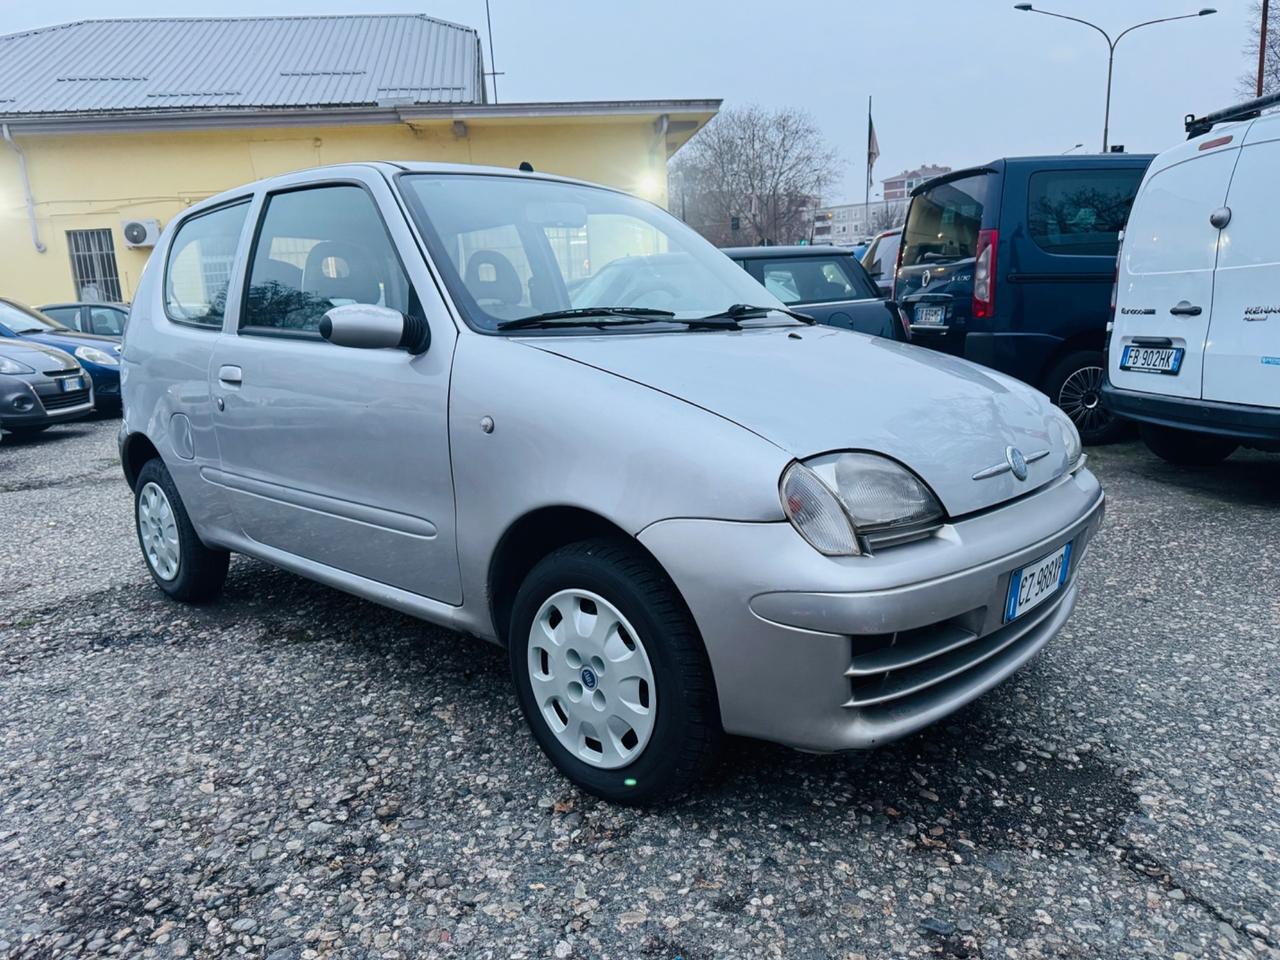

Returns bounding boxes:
[182,160,620,220]
[720,245,857,258]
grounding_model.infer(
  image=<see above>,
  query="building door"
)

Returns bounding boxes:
[66,229,123,302]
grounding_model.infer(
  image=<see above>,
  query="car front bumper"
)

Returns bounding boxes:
[1101,382,1280,443]
[638,468,1104,753]
[0,373,94,427]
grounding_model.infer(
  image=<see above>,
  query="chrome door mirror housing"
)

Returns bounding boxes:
[319,303,430,354]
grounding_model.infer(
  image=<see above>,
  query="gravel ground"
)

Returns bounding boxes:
[1,418,1278,960]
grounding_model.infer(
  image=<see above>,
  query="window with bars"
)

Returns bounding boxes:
[67,229,123,302]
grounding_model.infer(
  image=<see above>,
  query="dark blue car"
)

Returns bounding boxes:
[0,298,122,410]
[895,154,1152,443]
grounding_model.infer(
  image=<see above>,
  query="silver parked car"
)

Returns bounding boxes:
[0,339,93,435]
[118,163,1103,803]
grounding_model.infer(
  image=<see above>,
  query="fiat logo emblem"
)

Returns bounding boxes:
[1006,446,1029,481]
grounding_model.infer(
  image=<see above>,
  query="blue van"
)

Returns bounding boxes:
[895,154,1152,443]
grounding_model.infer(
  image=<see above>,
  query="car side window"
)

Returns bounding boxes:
[756,256,874,305]
[42,306,82,329]
[1027,169,1144,257]
[166,201,251,327]
[89,307,125,337]
[242,184,413,335]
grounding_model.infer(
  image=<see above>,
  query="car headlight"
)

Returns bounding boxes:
[74,345,119,366]
[1053,409,1083,471]
[780,452,944,556]
[0,356,35,375]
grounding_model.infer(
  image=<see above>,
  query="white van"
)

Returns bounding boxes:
[1103,97,1280,464]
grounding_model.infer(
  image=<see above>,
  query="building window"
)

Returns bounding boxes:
[67,229,123,302]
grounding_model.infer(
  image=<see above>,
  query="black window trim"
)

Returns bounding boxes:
[162,195,254,331]
[236,178,420,343]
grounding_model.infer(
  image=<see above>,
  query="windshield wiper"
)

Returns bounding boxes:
[695,303,815,325]
[497,307,675,331]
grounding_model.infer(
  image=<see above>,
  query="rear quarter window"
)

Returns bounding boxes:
[165,201,251,328]
[1026,168,1144,256]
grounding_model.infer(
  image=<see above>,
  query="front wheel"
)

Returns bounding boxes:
[1140,424,1238,466]
[134,459,229,602]
[509,539,720,804]
[1044,351,1124,445]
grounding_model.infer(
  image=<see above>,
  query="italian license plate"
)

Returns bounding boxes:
[1005,542,1072,623]
[62,377,84,392]
[915,305,945,325]
[1121,345,1183,374]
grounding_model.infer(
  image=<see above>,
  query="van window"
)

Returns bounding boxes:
[900,174,991,268]
[1027,169,1143,256]
[242,185,414,335]
[166,201,250,327]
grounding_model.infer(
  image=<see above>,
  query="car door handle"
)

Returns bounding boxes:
[218,364,243,384]
[1169,301,1202,317]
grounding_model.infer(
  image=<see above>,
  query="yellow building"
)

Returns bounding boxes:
[0,14,717,305]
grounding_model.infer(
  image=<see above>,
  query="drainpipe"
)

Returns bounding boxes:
[2,124,46,254]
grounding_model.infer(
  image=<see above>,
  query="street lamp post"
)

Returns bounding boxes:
[1013,5,1217,152]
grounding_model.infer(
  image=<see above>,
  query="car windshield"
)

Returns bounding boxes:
[0,300,68,335]
[398,173,788,333]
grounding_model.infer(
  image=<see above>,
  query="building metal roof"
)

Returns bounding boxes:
[0,14,486,116]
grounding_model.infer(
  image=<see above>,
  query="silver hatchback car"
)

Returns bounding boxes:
[119,162,1103,803]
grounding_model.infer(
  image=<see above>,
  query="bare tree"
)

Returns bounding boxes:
[1238,0,1279,97]
[868,201,907,234]
[669,106,839,247]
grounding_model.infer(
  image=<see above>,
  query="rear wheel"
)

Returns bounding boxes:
[1140,424,1238,466]
[134,459,229,602]
[1044,351,1123,445]
[509,538,720,804]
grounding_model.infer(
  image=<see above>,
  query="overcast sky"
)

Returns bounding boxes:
[0,0,1256,202]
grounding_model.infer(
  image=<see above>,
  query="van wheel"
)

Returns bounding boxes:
[1044,351,1123,445]
[134,458,229,602]
[508,538,720,805]
[1140,425,1238,466]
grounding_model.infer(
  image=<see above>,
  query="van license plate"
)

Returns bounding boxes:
[915,305,945,325]
[1120,345,1183,374]
[1005,542,1072,623]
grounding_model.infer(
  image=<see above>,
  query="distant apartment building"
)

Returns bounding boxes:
[811,200,906,246]
[882,164,951,201]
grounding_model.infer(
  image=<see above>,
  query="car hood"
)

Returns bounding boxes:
[0,338,79,371]
[527,326,1072,517]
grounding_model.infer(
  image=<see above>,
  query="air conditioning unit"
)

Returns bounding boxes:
[121,219,161,248]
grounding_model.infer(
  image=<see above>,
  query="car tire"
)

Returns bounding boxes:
[134,458,229,602]
[1139,424,1238,466]
[509,538,720,804]
[1044,351,1124,445]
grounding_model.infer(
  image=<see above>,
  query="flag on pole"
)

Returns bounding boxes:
[866,111,880,190]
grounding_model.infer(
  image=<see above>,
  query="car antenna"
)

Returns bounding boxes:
[518,161,534,172]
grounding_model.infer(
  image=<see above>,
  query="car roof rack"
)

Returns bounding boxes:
[1185,91,1280,139]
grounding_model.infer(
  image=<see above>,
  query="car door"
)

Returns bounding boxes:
[208,169,462,603]
[1109,146,1238,399]
[1202,127,1279,408]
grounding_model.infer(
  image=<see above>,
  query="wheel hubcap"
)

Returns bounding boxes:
[137,481,180,581]
[1058,365,1111,435]
[527,589,656,769]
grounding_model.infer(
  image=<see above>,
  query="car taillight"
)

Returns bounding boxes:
[895,303,911,341]
[972,229,997,319]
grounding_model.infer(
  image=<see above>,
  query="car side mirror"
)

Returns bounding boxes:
[319,304,430,354]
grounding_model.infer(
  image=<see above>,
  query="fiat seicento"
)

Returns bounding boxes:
[119,163,1103,803]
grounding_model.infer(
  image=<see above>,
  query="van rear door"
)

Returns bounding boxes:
[1109,146,1238,399]
[1202,124,1280,408]
[896,170,995,356]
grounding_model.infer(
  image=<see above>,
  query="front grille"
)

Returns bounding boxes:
[845,588,1069,712]
[41,389,91,411]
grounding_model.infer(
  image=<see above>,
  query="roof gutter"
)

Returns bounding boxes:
[2,123,46,253]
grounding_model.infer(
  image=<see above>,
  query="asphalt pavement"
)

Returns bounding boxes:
[1,418,1277,959]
